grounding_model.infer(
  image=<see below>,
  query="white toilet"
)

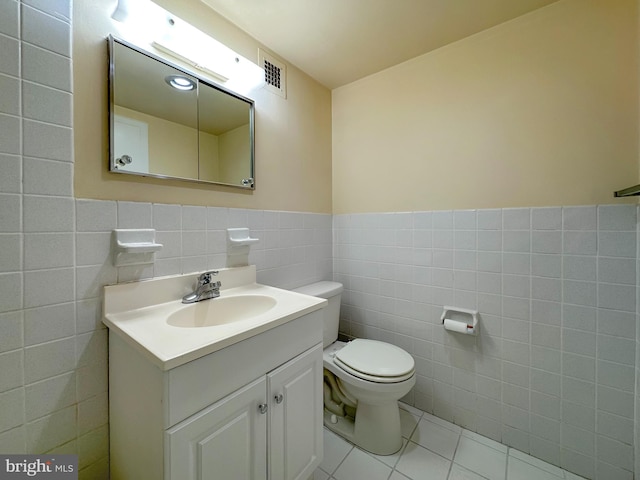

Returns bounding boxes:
[293,281,416,455]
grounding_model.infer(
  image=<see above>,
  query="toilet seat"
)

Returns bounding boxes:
[334,339,415,383]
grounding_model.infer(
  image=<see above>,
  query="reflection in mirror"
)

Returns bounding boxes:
[109,36,255,189]
[198,81,253,185]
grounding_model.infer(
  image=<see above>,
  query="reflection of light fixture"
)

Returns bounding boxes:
[165,75,196,91]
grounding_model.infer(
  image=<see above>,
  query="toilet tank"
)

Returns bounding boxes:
[293,281,343,347]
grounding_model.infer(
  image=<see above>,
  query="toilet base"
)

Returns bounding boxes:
[323,401,403,456]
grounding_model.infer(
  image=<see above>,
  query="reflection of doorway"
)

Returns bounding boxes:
[114,115,149,173]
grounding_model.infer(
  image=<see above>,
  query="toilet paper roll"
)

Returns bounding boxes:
[443,318,469,334]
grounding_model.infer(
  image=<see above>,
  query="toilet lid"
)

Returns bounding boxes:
[334,339,415,383]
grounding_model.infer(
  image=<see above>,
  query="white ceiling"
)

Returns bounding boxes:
[200,0,559,89]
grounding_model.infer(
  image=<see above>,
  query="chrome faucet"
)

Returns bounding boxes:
[182,271,222,304]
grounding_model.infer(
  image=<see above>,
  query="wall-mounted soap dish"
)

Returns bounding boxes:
[113,229,163,266]
[227,228,259,267]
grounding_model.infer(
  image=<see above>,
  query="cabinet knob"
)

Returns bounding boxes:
[258,403,268,414]
[274,393,284,404]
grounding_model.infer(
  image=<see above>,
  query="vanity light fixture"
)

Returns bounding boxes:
[164,75,196,91]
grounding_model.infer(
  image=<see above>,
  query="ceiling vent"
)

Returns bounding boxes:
[259,49,286,98]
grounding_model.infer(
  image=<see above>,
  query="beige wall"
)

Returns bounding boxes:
[73,0,332,213]
[332,0,639,214]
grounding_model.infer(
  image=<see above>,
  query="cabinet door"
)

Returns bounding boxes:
[268,343,323,480]
[166,376,267,480]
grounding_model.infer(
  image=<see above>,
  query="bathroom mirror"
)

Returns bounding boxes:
[108,36,255,189]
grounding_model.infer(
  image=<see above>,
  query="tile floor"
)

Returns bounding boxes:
[314,403,586,480]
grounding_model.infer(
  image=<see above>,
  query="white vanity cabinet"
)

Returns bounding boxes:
[166,344,323,480]
[108,309,324,480]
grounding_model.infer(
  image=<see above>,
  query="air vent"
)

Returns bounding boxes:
[259,49,286,98]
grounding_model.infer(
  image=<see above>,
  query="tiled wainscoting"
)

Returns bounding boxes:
[334,205,638,479]
[0,198,332,478]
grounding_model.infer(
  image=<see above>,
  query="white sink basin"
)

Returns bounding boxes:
[167,295,277,328]
[103,266,327,369]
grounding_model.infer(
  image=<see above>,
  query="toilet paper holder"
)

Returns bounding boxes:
[440,306,479,336]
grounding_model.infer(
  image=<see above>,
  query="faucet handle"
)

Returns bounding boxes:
[197,270,219,285]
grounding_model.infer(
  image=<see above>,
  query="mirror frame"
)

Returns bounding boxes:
[108,35,256,190]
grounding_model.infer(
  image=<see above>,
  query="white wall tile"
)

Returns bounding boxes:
[76,232,111,266]
[597,385,634,418]
[23,303,74,346]
[503,231,530,252]
[182,231,207,256]
[432,211,453,229]
[598,205,637,231]
[531,277,561,302]
[117,201,152,228]
[531,254,560,278]
[0,388,24,433]
[0,312,22,353]
[563,352,595,382]
[563,206,597,231]
[182,205,206,230]
[0,234,21,272]
[153,203,181,231]
[0,74,19,115]
[24,233,74,270]
[562,402,595,432]
[598,335,635,366]
[563,255,596,281]
[598,309,634,337]
[563,328,596,357]
[531,300,561,326]
[532,231,561,254]
[0,154,21,193]
[21,43,71,92]
[0,114,20,154]
[563,231,597,255]
[0,350,23,393]
[77,393,108,436]
[23,195,73,232]
[598,257,636,285]
[25,371,76,421]
[563,304,596,331]
[598,231,636,258]
[503,208,530,230]
[23,120,72,161]
[22,0,71,22]
[598,283,635,312]
[21,4,70,57]
[22,81,71,126]
[561,448,594,479]
[596,461,633,480]
[24,337,75,384]
[24,267,74,308]
[26,405,75,453]
[23,157,72,196]
[0,0,19,38]
[597,410,634,444]
[0,272,23,313]
[75,299,103,335]
[75,265,116,301]
[597,360,634,392]
[532,207,561,230]
[0,36,19,76]
[562,377,595,408]
[563,280,596,306]
[76,200,116,232]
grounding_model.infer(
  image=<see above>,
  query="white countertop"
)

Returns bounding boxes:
[103,267,327,370]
